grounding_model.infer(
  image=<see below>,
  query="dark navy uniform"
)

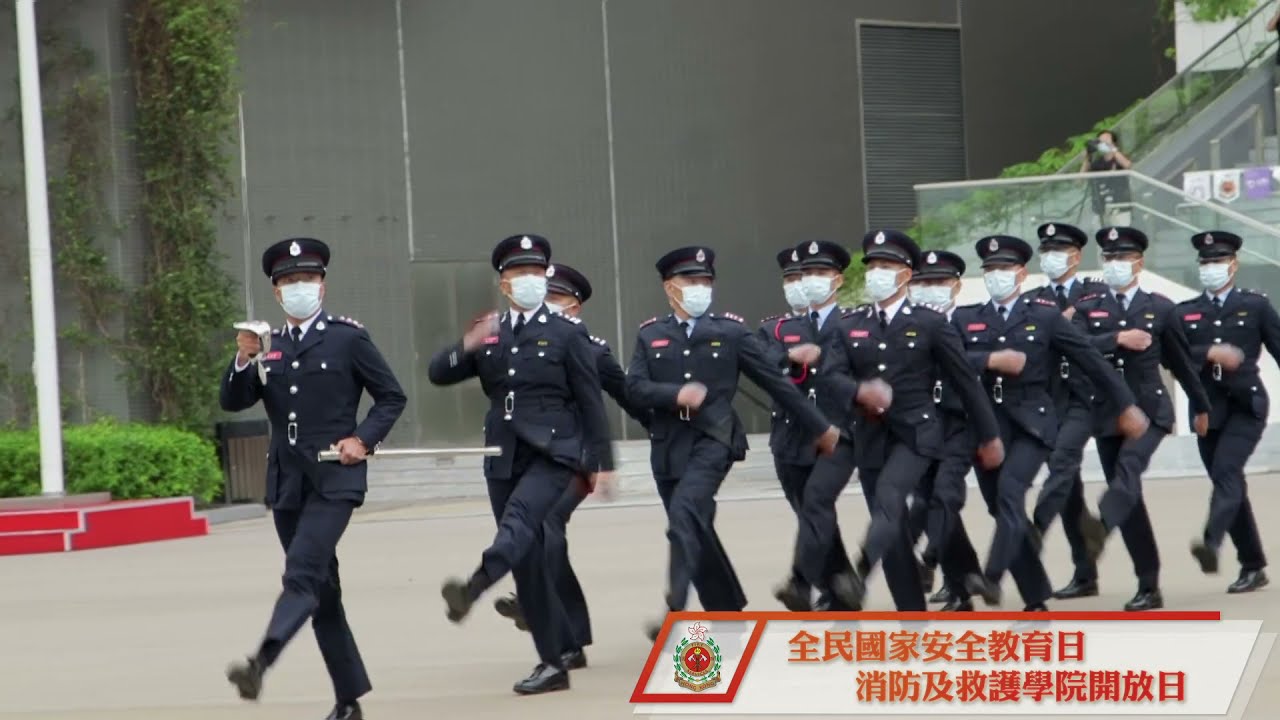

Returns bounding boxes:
[626,246,834,633]
[758,246,823,608]
[1180,231,1274,593]
[1025,222,1111,599]
[222,238,406,720]
[430,235,615,695]
[493,263,649,668]
[821,230,1000,611]
[904,250,987,611]
[1071,226,1211,611]
[771,241,861,613]
[955,235,1135,611]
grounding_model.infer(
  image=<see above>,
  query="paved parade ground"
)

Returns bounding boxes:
[3,473,1279,719]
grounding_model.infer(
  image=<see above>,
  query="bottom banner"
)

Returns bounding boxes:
[630,611,1270,715]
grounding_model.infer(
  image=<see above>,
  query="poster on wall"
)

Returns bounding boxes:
[1183,170,1212,201]
[1212,169,1242,203]
[1242,166,1273,199]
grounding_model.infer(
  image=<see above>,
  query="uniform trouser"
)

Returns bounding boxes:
[1032,401,1099,583]
[1198,410,1268,571]
[857,442,930,611]
[259,489,370,704]
[773,455,814,599]
[475,444,573,668]
[786,440,857,605]
[656,437,748,613]
[1096,426,1164,591]
[974,425,1053,608]
[545,480,592,654]
[910,423,982,597]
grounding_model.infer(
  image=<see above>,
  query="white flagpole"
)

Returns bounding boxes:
[16,0,67,496]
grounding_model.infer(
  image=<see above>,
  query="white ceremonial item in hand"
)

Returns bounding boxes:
[234,320,273,385]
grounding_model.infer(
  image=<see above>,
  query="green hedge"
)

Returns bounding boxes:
[0,421,222,501]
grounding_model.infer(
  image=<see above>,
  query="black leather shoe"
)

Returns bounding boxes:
[941,595,974,612]
[1227,569,1269,594]
[963,573,1001,607]
[1190,541,1219,575]
[325,702,362,720]
[561,648,588,670]
[514,664,569,695]
[830,571,866,611]
[494,593,529,631]
[1124,589,1163,611]
[1052,578,1099,600]
[645,617,663,642]
[773,578,811,612]
[226,656,263,701]
[928,586,954,605]
[441,578,473,623]
[1081,511,1107,564]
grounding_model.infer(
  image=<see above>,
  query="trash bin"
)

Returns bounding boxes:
[216,420,270,503]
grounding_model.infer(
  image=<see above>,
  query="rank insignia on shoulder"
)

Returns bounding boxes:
[1079,293,1101,302]
[720,312,745,323]
[639,316,658,328]
[554,312,582,324]
[331,315,365,329]
[760,313,784,324]
[590,335,608,346]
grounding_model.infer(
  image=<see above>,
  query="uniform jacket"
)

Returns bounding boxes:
[427,306,615,479]
[590,334,650,429]
[1023,277,1110,411]
[756,310,832,466]
[820,300,999,470]
[952,294,1134,449]
[627,312,830,478]
[1072,287,1211,436]
[1176,287,1280,428]
[219,311,407,509]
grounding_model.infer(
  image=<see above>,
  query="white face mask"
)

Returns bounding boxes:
[1039,251,1072,281]
[544,300,567,314]
[1199,262,1231,292]
[508,274,548,310]
[1103,260,1135,289]
[678,284,713,318]
[279,281,322,319]
[983,269,1019,301]
[909,284,953,311]
[783,280,809,311]
[802,275,836,305]
[864,268,902,303]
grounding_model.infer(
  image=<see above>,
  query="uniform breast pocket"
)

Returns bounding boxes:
[300,357,349,379]
[1084,311,1116,333]
[963,329,994,351]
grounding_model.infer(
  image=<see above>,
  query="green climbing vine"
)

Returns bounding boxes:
[128,0,241,433]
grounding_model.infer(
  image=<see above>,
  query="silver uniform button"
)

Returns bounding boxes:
[512,347,519,354]
[288,411,297,421]
[877,363,886,371]
[321,362,327,370]
[292,360,300,369]
[878,343,886,350]
[289,385,298,395]
[684,372,692,379]
[683,349,691,356]
[508,368,516,376]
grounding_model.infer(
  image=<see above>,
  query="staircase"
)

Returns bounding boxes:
[0,495,208,556]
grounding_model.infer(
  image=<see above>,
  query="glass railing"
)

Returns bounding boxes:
[914,170,1280,295]
[1058,0,1279,173]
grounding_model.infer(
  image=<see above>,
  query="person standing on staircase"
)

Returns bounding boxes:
[1179,231,1273,595]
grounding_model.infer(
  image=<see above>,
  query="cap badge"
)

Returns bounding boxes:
[926,252,938,264]
[809,241,819,255]
[289,241,301,257]
[1108,228,1119,241]
[874,231,886,245]
[696,248,706,262]
[1205,233,1214,245]
[520,236,533,250]
[1046,224,1056,236]
[546,265,556,278]
[988,237,999,252]
[790,250,799,262]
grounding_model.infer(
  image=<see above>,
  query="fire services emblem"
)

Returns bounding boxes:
[673,622,722,692]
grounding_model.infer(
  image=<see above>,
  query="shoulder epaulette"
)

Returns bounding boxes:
[1021,287,1042,298]
[1243,287,1269,298]
[718,312,745,324]
[271,328,281,336]
[1149,291,1170,302]
[551,311,582,325]
[760,312,785,325]
[842,304,870,317]
[326,314,365,330]
[589,334,609,346]
[639,316,658,328]
[1175,295,1198,305]
[1081,276,1107,285]
[957,301,983,310]
[1078,293,1102,302]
